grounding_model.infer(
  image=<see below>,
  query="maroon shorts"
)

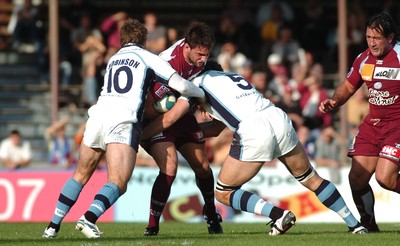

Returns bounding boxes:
[141,113,205,151]
[348,115,400,164]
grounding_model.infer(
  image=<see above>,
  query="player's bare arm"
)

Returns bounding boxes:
[141,98,190,140]
[319,80,357,113]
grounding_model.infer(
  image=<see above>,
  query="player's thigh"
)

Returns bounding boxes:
[179,142,210,173]
[218,155,264,187]
[73,144,104,184]
[106,143,137,192]
[375,158,400,189]
[148,141,179,175]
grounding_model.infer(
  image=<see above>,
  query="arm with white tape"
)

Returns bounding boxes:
[168,73,205,98]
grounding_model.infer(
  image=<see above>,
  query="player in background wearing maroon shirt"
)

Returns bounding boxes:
[141,21,223,236]
[320,12,400,232]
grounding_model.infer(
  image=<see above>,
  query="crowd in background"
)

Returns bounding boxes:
[1,0,398,183]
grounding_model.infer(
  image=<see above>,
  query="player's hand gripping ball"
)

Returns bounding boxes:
[153,93,176,113]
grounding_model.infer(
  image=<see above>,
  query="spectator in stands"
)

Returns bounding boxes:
[346,84,369,129]
[78,34,106,107]
[267,64,299,115]
[288,61,308,88]
[271,25,301,68]
[314,126,347,184]
[143,11,167,55]
[250,68,268,95]
[59,0,93,66]
[100,11,127,50]
[266,53,283,75]
[99,11,127,72]
[214,15,239,57]
[256,0,294,28]
[258,3,292,61]
[217,41,248,74]
[347,12,367,61]
[296,0,328,66]
[36,31,73,86]
[44,117,76,168]
[297,125,315,159]
[239,59,254,82]
[221,0,260,62]
[298,67,331,132]
[11,0,40,53]
[222,0,253,31]
[70,13,102,67]
[0,129,32,169]
[166,27,179,47]
[60,0,93,30]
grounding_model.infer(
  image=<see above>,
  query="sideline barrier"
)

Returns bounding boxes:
[1,165,399,223]
[0,171,113,222]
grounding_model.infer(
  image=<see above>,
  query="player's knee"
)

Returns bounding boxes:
[216,180,240,205]
[375,175,396,191]
[194,165,211,178]
[348,171,359,186]
[293,164,316,183]
[349,169,371,188]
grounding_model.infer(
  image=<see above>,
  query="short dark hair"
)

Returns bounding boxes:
[366,12,399,43]
[120,18,148,47]
[184,21,215,50]
[199,60,223,75]
[10,129,20,135]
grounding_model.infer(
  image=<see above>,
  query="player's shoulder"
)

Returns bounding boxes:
[159,39,185,61]
[357,48,370,60]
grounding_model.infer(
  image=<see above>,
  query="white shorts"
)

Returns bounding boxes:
[83,105,141,151]
[229,107,298,162]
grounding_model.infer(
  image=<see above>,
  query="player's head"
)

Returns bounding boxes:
[120,18,148,47]
[199,60,223,75]
[183,21,215,67]
[9,129,21,146]
[365,12,399,57]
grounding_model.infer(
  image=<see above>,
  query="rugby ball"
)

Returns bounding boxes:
[153,93,176,113]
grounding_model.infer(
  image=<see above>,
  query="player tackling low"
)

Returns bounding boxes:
[142,62,368,235]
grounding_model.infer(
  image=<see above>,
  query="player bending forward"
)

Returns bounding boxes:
[142,64,368,235]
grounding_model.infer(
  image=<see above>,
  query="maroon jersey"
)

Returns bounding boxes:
[347,42,400,120]
[144,40,206,147]
[150,39,205,101]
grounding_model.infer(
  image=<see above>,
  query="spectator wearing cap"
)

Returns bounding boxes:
[266,53,283,75]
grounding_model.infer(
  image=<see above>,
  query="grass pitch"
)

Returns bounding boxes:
[0,222,399,246]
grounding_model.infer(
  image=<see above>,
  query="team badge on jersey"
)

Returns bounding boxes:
[361,64,375,81]
[373,82,382,89]
[153,83,171,99]
[193,130,204,140]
